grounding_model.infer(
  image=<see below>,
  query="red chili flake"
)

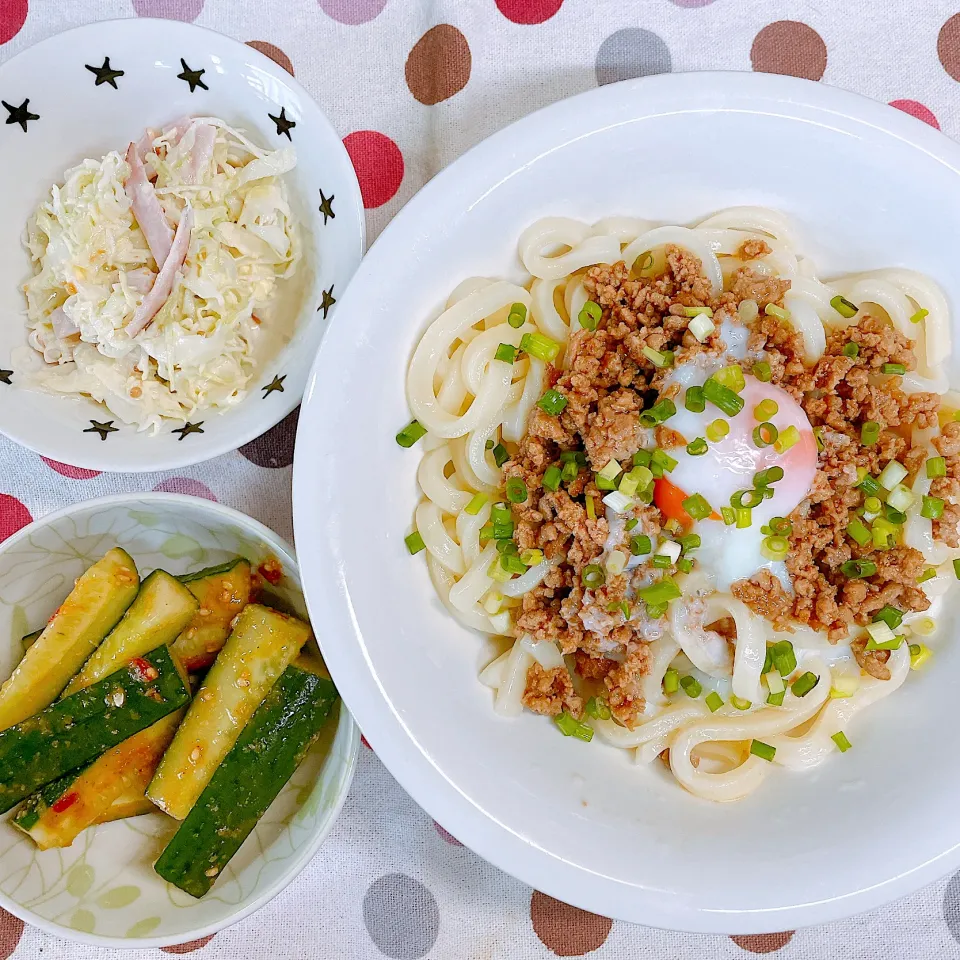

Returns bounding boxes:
[52,791,79,814]
[129,657,159,683]
[257,558,283,585]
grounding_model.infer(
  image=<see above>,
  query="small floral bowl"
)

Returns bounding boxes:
[0,493,359,948]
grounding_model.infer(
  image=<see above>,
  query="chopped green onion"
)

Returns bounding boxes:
[767,690,786,706]
[772,640,797,677]
[537,389,568,416]
[520,548,543,567]
[507,303,527,328]
[913,616,936,636]
[660,350,675,367]
[713,365,746,393]
[585,495,596,520]
[637,577,682,606]
[753,422,779,448]
[872,605,904,630]
[764,303,791,321]
[927,456,947,479]
[479,524,494,541]
[881,362,906,375]
[858,474,881,496]
[773,424,799,453]
[686,437,708,456]
[791,671,819,697]
[705,419,729,443]
[830,295,858,319]
[634,251,654,275]
[860,421,880,446]
[581,564,605,589]
[736,507,752,528]
[721,506,736,526]
[651,448,678,473]
[488,559,513,582]
[639,398,677,427]
[922,495,945,520]
[652,554,672,569]
[597,458,622,483]
[496,538,518,555]
[396,420,428,448]
[750,740,776,761]
[585,696,612,720]
[765,669,785,695]
[872,517,894,549]
[842,342,860,358]
[730,695,752,711]
[492,443,509,467]
[486,439,494,450]
[703,377,745,416]
[831,731,852,753]
[918,567,937,583]
[405,531,426,555]
[647,602,668,618]
[814,426,825,451]
[910,308,929,324]
[465,493,488,515]
[685,386,705,413]
[501,554,528,575]
[866,620,896,645]
[603,491,634,514]
[877,459,907,489]
[663,667,680,694]
[506,477,528,503]
[689,313,716,342]
[682,493,713,521]
[542,465,562,492]
[491,502,511,524]
[678,534,701,553]
[495,343,517,364]
[865,634,902,652]
[520,332,561,363]
[762,645,773,675]
[910,642,933,669]
[846,518,871,546]
[864,496,882,514]
[705,691,724,712]
[633,449,651,467]
[840,558,877,578]
[578,301,602,332]
[679,675,702,698]
[886,484,914,514]
[955,558,960,580]
[642,345,668,367]
[753,360,772,382]
[625,517,639,532]
[561,460,579,484]
[630,534,652,556]
[684,306,714,318]
[760,535,789,561]
[554,710,594,742]
[731,489,764,509]
[676,557,694,573]
[755,399,779,421]
[618,471,640,497]
[769,516,792,536]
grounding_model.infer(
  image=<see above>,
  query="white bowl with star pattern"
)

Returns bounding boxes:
[0,492,360,948]
[0,18,363,473]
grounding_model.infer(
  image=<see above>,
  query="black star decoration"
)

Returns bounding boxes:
[0,370,12,385]
[268,107,296,140]
[3,99,39,133]
[261,375,286,398]
[177,59,208,93]
[173,421,205,441]
[318,285,336,319]
[84,420,118,441]
[85,57,124,89]
[318,189,335,225]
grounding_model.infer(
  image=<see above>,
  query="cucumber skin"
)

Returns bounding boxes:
[0,646,190,814]
[154,666,337,898]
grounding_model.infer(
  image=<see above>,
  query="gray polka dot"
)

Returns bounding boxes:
[595,28,672,86]
[944,870,960,942]
[363,873,439,959]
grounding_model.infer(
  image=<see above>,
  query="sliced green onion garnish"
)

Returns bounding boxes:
[492,519,514,539]
[910,643,933,669]
[679,675,702,698]
[585,696,611,720]
[651,448,678,473]
[479,524,494,541]
[760,535,789,561]
[750,739,776,761]
[585,495,595,520]
[633,449,651,467]
[927,456,947,479]
[506,477,528,503]
[764,303,791,321]
[625,517,639,532]
[842,342,860,358]
[686,437,708,456]
[637,576,682,606]
[689,314,716,342]
[703,377,745,416]
[677,533,701,553]
[496,538,518,556]
[561,460,579,484]
[773,424,799,453]
[910,308,929,324]
[753,466,784,488]
[768,516,792,536]
[578,301,602,332]
[507,302,527,329]
[492,443,509,467]
[772,640,797,677]
[918,567,937,583]
[501,554,528,575]
[465,493,488,515]
[682,493,713,521]
[858,474,881,496]
[634,251,654,275]
[581,563,605,588]
[872,605,903,630]
[630,534,652,556]
[706,418,730,443]
[955,558,960,580]
[676,557,694,573]
[542,465,562,493]
[831,731,852,752]
[765,668,785,695]
[791,671,819,697]
[753,422,778,448]
[736,507,752,528]
[705,691,724,712]
[537,388,568,416]
[860,420,880,446]
[713,365,746,393]
[881,362,906,375]
[731,489,764,509]
[554,710,594,742]
[495,342,517,364]
[922,495,945,520]
[886,484,914,514]
[405,531,426,555]
[864,496,882,514]
[754,398,779,421]
[840,558,877,578]
[491,502,511,524]
[767,690,786,706]
[520,548,544,567]
[684,306,713,318]
[846,517,871,546]
[642,345,668,367]
[639,398,677,427]
[721,506,736,525]
[663,667,679,694]
[730,694,752,711]
[830,295,858,319]
[685,386,705,413]
[597,458,622,483]
[753,360,772,382]
[520,332,561,363]
[814,426,824,451]
[651,554,672,569]
[396,419,428,448]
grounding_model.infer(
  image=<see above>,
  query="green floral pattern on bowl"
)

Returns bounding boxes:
[0,495,359,947]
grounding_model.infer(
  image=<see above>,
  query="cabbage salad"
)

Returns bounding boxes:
[22,117,301,432]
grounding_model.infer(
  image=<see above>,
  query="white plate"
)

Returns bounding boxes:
[292,72,960,933]
[0,19,363,472]
[0,493,359,948]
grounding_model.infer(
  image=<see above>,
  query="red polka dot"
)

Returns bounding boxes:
[433,821,463,846]
[0,908,25,960]
[0,495,31,543]
[41,458,101,480]
[495,0,563,24]
[153,477,217,501]
[889,99,940,129]
[343,131,404,209]
[361,734,372,749]
[0,0,27,44]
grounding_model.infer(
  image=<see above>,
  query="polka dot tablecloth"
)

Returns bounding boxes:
[4,0,960,957]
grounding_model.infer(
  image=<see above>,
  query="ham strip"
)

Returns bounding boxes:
[124,267,157,294]
[49,306,79,339]
[124,142,173,267]
[126,204,194,338]
[184,122,216,185]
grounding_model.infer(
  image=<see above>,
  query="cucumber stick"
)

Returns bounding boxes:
[64,570,198,695]
[154,657,338,897]
[172,559,252,671]
[96,791,156,824]
[147,605,309,820]
[0,548,139,731]
[12,711,183,848]
[0,645,189,814]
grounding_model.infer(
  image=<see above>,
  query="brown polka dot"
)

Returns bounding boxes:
[238,406,299,468]
[750,21,826,81]
[246,40,294,75]
[0,908,25,960]
[939,14,960,82]
[730,932,795,954]
[161,935,216,954]
[405,24,471,105]
[530,891,612,957]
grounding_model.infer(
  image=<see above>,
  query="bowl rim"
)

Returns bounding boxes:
[0,491,360,949]
[0,17,365,473]
[292,69,960,933]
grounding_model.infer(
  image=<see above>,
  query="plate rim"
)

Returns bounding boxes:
[292,69,960,933]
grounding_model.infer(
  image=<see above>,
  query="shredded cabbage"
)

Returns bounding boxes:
[22,117,301,433]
